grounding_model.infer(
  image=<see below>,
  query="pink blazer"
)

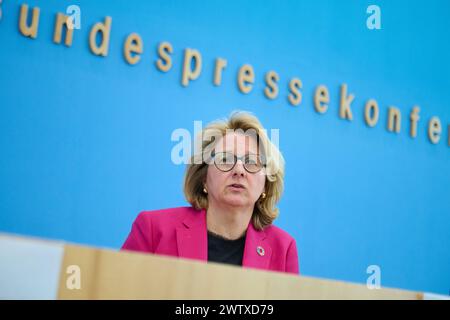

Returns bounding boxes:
[121,206,299,275]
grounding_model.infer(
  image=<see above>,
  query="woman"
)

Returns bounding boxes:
[122,111,299,274]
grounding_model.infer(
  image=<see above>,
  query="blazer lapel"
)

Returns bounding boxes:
[176,208,272,270]
[242,222,272,270]
[176,208,208,261]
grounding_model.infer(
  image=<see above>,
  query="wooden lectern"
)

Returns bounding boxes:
[0,233,424,300]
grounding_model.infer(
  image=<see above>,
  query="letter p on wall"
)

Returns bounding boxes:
[182,48,202,87]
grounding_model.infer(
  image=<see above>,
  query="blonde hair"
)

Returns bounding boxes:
[183,111,285,230]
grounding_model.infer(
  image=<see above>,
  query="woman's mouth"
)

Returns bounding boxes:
[229,183,245,190]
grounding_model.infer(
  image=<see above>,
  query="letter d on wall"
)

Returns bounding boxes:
[89,16,112,56]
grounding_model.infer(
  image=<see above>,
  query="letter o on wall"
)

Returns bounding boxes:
[365,99,379,127]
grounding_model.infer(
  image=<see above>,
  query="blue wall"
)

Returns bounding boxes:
[0,0,449,295]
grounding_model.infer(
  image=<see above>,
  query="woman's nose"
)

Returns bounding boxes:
[232,160,246,176]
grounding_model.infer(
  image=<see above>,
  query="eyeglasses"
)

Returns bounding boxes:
[210,151,265,173]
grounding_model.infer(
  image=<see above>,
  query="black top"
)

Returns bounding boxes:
[207,230,246,266]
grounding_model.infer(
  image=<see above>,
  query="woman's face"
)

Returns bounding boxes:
[205,132,266,209]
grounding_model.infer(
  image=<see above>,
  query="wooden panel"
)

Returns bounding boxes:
[58,244,423,300]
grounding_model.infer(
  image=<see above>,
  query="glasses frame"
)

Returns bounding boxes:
[210,151,266,173]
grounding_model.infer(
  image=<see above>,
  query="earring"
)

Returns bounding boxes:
[203,187,208,194]
[261,192,266,199]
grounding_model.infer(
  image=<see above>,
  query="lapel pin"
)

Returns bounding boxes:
[256,246,265,256]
